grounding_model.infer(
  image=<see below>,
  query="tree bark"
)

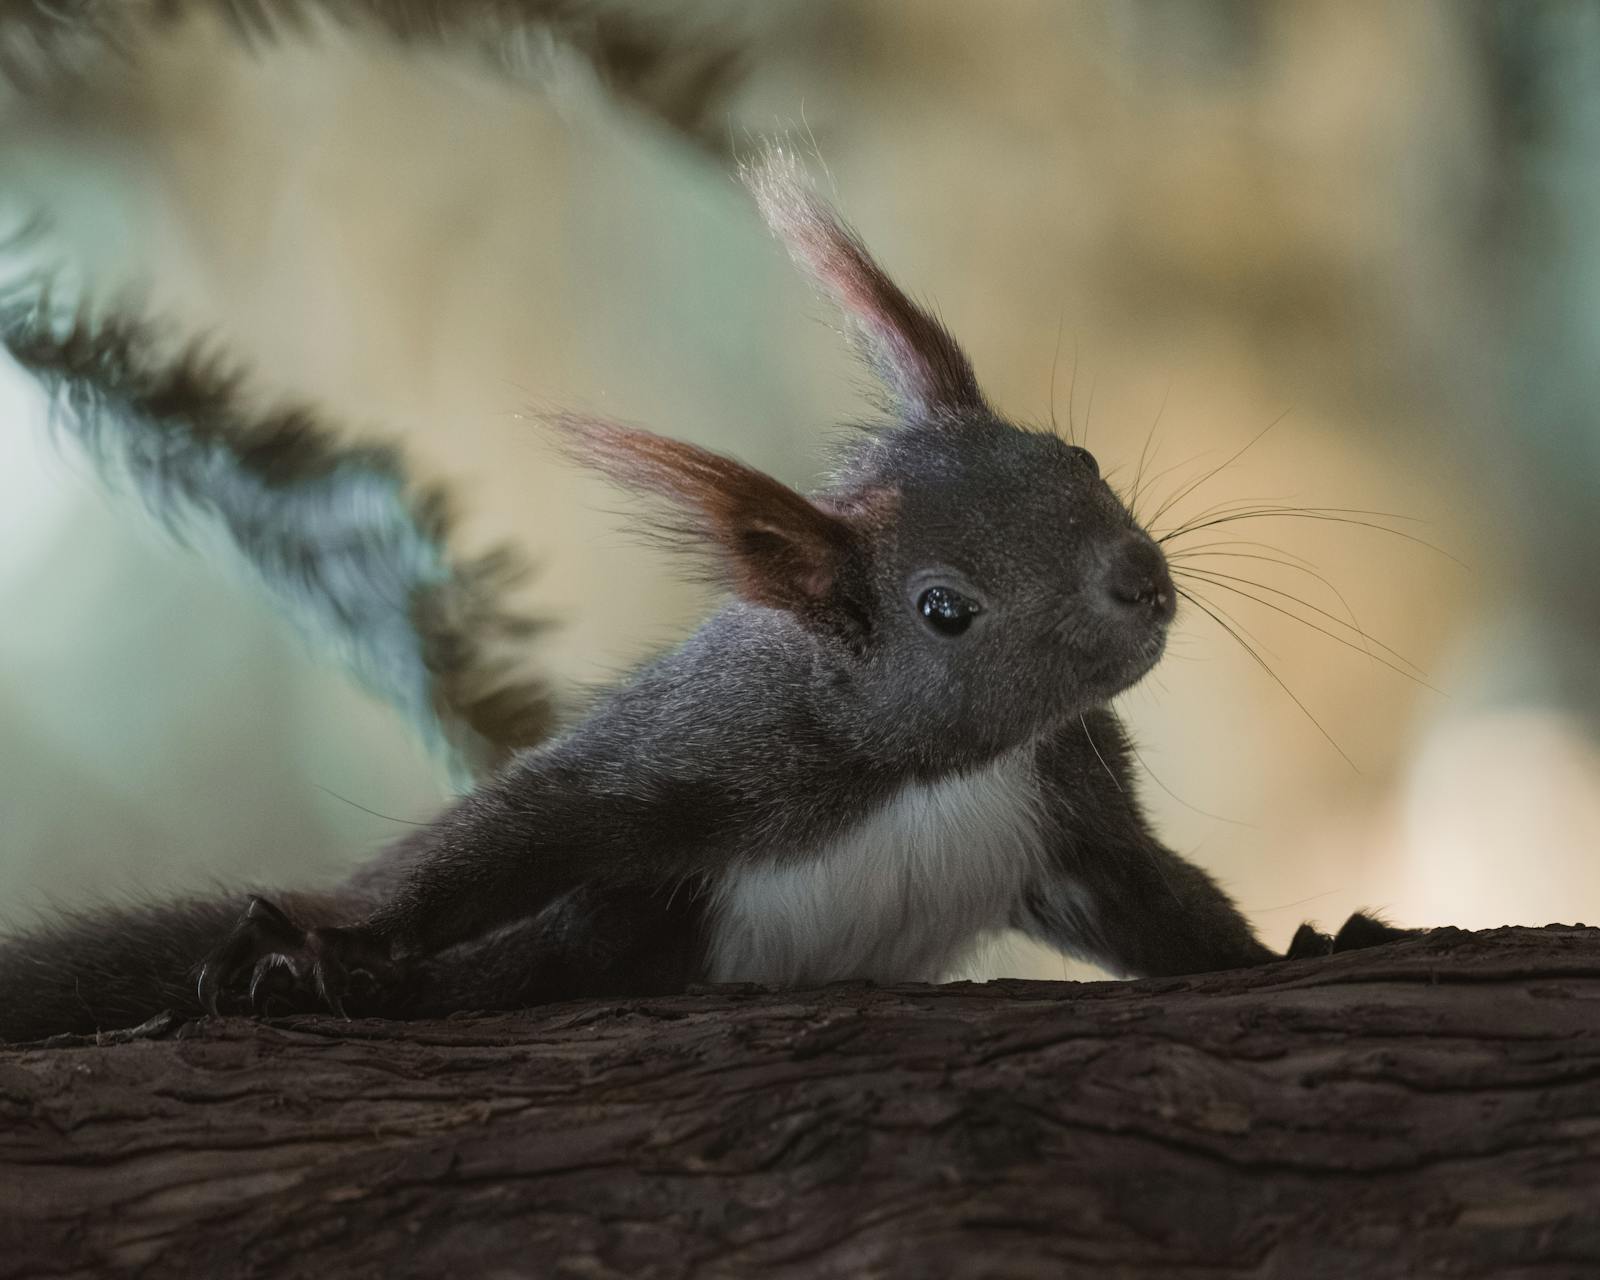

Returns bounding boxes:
[1,925,1597,1279]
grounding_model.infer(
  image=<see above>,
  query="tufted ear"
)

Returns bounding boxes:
[552,413,886,617]
[743,149,987,422]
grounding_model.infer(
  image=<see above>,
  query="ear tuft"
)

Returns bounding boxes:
[742,148,986,422]
[550,413,863,616]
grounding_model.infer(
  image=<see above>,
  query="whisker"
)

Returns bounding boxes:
[1131,450,1224,521]
[1176,586,1358,771]
[1173,567,1438,690]
[1171,553,1428,661]
[1161,509,1466,567]
[1169,547,1338,588]
[1163,501,1352,544]
[1162,501,1434,541]
[1177,583,1280,659]
[312,786,432,828]
[1168,546,1394,671]
[1157,494,1288,537]
[1169,545,1380,667]
[1145,408,1292,530]
[1079,713,1122,793]
[1251,886,1347,913]
[1123,737,1255,828]
[1067,335,1081,443]
[1163,500,1429,529]
[1127,378,1172,519]
[1048,313,1071,444]
[1164,537,1326,571]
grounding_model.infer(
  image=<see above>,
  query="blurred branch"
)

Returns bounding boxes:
[2,926,1597,1276]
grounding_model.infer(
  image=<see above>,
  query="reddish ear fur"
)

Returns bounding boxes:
[552,413,865,614]
[743,149,986,421]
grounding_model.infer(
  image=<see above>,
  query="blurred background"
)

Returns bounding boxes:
[0,0,1595,979]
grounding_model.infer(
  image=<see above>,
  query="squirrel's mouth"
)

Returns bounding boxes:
[1076,609,1171,702]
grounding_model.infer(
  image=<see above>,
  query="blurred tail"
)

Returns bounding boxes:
[0,290,557,779]
[0,0,743,151]
[0,890,347,1042]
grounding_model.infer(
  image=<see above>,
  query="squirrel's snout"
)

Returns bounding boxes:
[1102,533,1175,625]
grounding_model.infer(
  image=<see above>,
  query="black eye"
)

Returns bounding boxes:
[918,586,981,637]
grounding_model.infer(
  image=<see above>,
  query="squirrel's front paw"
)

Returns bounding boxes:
[197,896,395,1019]
[1286,909,1423,960]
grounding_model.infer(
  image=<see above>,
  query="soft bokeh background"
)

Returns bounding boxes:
[1,1,1596,977]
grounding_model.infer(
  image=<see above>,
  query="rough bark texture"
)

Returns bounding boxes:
[1,925,1597,1279]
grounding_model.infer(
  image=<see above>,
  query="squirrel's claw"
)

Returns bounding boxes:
[198,896,305,1015]
[307,924,395,1018]
[1286,910,1423,961]
[197,897,394,1020]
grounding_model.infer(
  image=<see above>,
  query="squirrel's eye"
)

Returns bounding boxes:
[918,586,981,637]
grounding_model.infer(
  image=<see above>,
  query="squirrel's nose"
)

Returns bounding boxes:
[1103,532,1175,624]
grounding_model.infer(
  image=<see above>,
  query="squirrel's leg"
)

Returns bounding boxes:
[1017,710,1417,978]
[196,768,632,1015]
[200,880,709,1019]
[1284,911,1423,959]
[196,764,725,1017]
[1013,828,1419,978]
[0,888,363,1041]
[1015,830,1276,978]
[405,882,708,1016]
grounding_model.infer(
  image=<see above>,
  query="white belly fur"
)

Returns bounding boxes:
[706,747,1048,986]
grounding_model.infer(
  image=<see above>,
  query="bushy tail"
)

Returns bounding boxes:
[0,0,743,151]
[0,889,353,1042]
[0,291,558,780]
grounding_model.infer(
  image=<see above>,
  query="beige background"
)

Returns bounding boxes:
[1,2,1594,976]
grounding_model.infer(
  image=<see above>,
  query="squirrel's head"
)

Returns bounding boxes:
[557,152,1172,766]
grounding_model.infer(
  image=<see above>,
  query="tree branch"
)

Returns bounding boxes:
[1,925,1597,1277]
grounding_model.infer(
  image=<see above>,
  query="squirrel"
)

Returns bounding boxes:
[0,151,1414,1043]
